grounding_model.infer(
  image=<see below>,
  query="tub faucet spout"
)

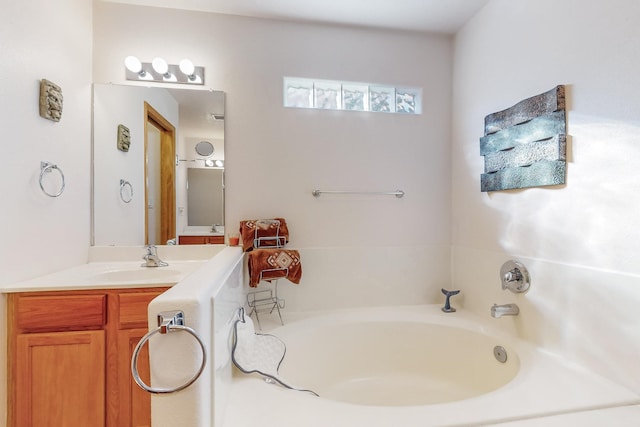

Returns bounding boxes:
[491,303,519,318]
[142,244,169,267]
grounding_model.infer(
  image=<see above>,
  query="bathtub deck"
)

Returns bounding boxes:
[221,306,640,427]
[490,404,640,427]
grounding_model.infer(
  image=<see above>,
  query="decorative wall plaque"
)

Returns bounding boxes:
[39,79,63,122]
[480,85,567,192]
[117,124,131,152]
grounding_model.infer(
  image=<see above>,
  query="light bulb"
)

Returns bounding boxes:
[151,57,169,76]
[124,56,144,76]
[179,59,195,77]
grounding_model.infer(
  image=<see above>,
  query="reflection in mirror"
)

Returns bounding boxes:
[187,168,224,225]
[195,140,215,157]
[92,84,225,246]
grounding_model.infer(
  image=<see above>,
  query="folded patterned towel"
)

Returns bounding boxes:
[239,218,289,252]
[248,248,302,287]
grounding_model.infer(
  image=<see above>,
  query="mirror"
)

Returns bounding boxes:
[195,140,215,157]
[92,84,225,246]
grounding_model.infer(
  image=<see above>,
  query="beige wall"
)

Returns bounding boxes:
[93,2,454,310]
[452,0,640,394]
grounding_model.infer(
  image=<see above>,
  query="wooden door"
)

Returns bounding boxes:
[144,102,176,246]
[15,330,106,427]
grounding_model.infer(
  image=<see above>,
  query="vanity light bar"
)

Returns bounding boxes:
[124,56,204,85]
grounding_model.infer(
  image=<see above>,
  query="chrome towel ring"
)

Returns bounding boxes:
[39,161,65,197]
[131,310,206,394]
[120,179,133,203]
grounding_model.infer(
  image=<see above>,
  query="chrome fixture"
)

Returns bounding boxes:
[119,179,133,203]
[491,303,519,318]
[500,260,530,293]
[142,244,169,267]
[131,310,207,394]
[441,288,460,313]
[39,161,66,198]
[493,345,508,363]
[124,56,204,85]
[312,189,405,198]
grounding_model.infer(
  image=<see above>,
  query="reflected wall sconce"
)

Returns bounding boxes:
[204,159,224,168]
[124,56,204,85]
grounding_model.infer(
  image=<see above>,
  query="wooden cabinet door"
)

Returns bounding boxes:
[113,289,166,427]
[117,328,152,427]
[15,330,105,427]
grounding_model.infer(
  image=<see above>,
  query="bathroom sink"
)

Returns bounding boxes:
[91,268,183,282]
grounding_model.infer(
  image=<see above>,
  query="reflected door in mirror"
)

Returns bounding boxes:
[144,103,176,245]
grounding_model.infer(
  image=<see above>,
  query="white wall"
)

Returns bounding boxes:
[0,0,93,424]
[93,2,454,310]
[0,0,93,284]
[452,0,640,394]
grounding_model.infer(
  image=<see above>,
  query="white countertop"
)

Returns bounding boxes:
[2,260,207,292]
[2,245,225,293]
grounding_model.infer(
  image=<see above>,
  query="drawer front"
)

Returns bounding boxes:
[205,235,224,244]
[178,236,205,245]
[118,291,165,329]
[16,294,107,332]
[179,235,224,245]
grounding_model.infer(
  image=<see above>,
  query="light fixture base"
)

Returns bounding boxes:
[125,62,204,85]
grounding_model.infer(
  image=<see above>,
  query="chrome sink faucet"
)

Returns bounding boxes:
[142,244,169,267]
[491,303,519,318]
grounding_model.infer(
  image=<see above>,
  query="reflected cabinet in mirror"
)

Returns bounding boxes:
[92,84,225,246]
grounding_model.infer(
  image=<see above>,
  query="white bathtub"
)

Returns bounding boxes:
[276,318,519,406]
[222,305,639,427]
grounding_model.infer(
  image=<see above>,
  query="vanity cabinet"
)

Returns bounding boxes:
[178,235,224,245]
[7,287,169,427]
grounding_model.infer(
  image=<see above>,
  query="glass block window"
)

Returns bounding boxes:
[396,88,420,114]
[342,84,368,111]
[284,78,314,108]
[369,86,396,113]
[314,81,341,110]
[284,77,422,114]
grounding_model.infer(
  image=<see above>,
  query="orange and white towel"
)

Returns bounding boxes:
[239,218,289,252]
[248,249,302,287]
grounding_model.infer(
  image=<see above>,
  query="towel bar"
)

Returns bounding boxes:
[312,189,405,198]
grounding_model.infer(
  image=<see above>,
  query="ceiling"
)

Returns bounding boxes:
[103,0,489,34]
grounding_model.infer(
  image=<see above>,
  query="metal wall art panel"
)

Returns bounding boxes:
[480,85,567,192]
